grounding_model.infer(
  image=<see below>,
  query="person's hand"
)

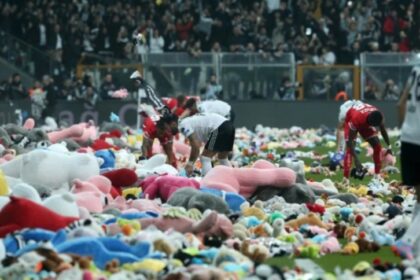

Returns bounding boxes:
[185,162,194,177]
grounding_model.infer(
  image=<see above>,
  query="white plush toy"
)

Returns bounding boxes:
[136,154,178,178]
[1,149,99,194]
[43,193,79,217]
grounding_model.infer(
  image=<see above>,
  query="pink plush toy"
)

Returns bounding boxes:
[366,147,396,166]
[48,125,84,144]
[200,160,296,198]
[152,140,191,160]
[71,121,98,144]
[139,211,233,238]
[74,191,105,213]
[23,118,35,130]
[127,199,163,213]
[140,175,200,202]
[87,176,112,194]
[111,88,129,99]
[0,153,15,164]
[320,236,341,254]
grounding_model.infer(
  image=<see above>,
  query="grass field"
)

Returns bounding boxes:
[265,137,402,273]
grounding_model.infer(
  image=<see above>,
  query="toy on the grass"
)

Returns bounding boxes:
[328,151,344,171]
[240,202,266,220]
[136,154,178,178]
[167,188,230,214]
[240,240,270,263]
[1,149,100,194]
[355,236,380,253]
[350,167,368,180]
[0,196,78,237]
[95,150,116,170]
[140,174,200,202]
[348,186,369,197]
[320,236,341,254]
[233,223,251,240]
[355,214,395,246]
[199,187,246,213]
[294,244,320,258]
[286,213,329,230]
[200,159,296,198]
[342,242,359,255]
[122,187,142,200]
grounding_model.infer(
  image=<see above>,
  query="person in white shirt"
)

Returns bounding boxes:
[163,113,235,176]
[336,99,364,151]
[180,98,234,122]
[394,65,420,261]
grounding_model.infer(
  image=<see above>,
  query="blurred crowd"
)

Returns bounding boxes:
[1,0,418,67]
[0,0,418,101]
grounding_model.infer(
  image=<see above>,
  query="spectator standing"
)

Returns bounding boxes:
[41,75,58,120]
[100,74,116,100]
[7,73,26,99]
[204,74,223,100]
[149,29,165,53]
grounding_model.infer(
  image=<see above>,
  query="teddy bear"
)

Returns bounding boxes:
[240,240,270,263]
[286,213,329,230]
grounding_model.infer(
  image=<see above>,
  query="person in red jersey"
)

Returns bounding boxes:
[162,95,188,115]
[343,102,392,178]
[141,114,178,168]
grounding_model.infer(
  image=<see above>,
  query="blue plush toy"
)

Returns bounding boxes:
[329,151,344,171]
[339,207,353,221]
[56,236,150,269]
[200,187,246,213]
[95,149,116,170]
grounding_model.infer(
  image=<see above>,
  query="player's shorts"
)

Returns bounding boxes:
[344,122,377,141]
[205,121,235,152]
[401,141,420,186]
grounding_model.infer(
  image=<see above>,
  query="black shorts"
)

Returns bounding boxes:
[401,141,420,186]
[205,121,235,152]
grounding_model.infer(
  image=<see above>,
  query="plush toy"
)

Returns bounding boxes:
[9,182,42,203]
[167,188,230,214]
[355,214,395,246]
[320,237,341,254]
[48,124,84,144]
[102,168,138,195]
[199,187,246,213]
[56,237,150,269]
[233,223,251,240]
[248,183,315,204]
[95,150,116,170]
[240,202,266,220]
[140,175,200,202]
[355,237,380,253]
[286,213,329,230]
[122,187,142,200]
[0,196,78,237]
[136,154,178,178]
[342,242,359,255]
[42,193,79,218]
[240,240,270,263]
[295,244,320,259]
[0,170,9,196]
[139,210,233,239]
[1,149,100,194]
[200,161,296,198]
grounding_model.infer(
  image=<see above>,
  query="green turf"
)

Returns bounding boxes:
[266,246,400,273]
[263,137,402,272]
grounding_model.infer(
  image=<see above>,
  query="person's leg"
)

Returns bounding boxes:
[343,123,352,178]
[367,136,382,175]
[201,149,217,175]
[217,151,231,167]
[395,142,420,259]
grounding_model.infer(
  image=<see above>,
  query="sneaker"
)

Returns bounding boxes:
[392,240,414,260]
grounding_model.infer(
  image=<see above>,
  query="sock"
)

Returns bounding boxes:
[343,147,352,178]
[218,158,231,167]
[401,208,420,245]
[200,156,212,175]
[373,144,382,174]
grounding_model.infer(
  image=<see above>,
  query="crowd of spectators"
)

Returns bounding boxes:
[0,0,418,101]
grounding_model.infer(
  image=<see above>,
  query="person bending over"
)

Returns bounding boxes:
[343,102,391,178]
[164,112,235,176]
[141,114,178,167]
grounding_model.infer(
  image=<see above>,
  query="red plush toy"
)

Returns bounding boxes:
[0,196,78,237]
[305,203,326,215]
[102,168,138,196]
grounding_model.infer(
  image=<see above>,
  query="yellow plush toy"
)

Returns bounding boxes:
[122,187,141,200]
[0,170,9,196]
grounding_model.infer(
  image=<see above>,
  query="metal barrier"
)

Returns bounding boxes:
[77,52,295,100]
[360,53,420,101]
[296,65,360,100]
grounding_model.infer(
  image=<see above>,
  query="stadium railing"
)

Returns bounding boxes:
[360,52,420,101]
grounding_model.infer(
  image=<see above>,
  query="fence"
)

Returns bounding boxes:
[76,52,419,101]
[360,53,420,101]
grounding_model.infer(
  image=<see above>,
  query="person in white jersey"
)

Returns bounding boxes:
[336,99,364,151]
[394,65,420,261]
[164,112,235,176]
[179,98,235,122]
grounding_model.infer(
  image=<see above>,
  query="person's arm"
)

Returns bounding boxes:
[346,128,362,170]
[397,79,412,127]
[336,122,344,151]
[178,108,191,119]
[162,141,177,167]
[380,123,391,148]
[141,136,153,158]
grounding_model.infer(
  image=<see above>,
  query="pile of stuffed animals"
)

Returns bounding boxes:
[0,118,417,280]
